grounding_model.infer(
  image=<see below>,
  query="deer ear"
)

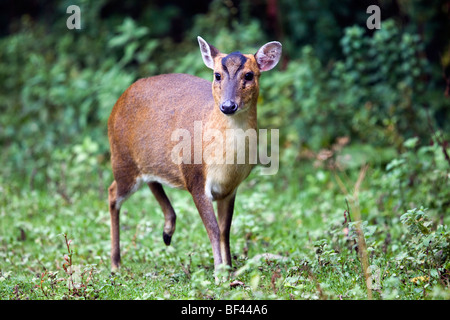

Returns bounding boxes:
[255,41,282,71]
[198,36,220,70]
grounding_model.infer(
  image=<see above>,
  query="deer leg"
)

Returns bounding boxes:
[217,191,236,267]
[148,182,176,245]
[108,180,121,271]
[108,171,140,271]
[191,191,223,271]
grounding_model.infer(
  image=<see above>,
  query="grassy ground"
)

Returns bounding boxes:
[0,154,449,300]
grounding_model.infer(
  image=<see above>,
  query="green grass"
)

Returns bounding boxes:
[0,157,449,300]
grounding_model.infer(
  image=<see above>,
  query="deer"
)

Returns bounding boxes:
[107,36,282,275]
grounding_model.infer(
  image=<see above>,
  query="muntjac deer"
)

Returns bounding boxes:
[108,36,282,273]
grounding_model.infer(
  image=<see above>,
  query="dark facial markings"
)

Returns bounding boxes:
[221,52,247,79]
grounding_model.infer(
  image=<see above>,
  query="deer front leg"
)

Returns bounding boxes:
[217,191,236,267]
[191,191,223,271]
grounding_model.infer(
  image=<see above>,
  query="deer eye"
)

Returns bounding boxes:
[244,72,254,81]
[215,73,221,81]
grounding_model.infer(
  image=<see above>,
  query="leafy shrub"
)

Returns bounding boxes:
[0,1,449,300]
[259,19,439,154]
[398,207,449,288]
[381,133,450,219]
[0,17,134,187]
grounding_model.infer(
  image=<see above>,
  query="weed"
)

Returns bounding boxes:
[399,208,450,290]
[34,234,100,300]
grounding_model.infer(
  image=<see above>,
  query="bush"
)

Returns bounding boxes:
[0,16,134,187]
[398,207,450,288]
[259,19,441,154]
[382,133,450,219]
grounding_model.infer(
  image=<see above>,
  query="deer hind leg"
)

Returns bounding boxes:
[108,171,141,271]
[108,180,122,271]
[147,182,176,245]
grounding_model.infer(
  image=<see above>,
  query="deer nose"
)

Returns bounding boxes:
[220,100,238,115]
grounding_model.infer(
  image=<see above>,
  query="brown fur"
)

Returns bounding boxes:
[107,39,281,273]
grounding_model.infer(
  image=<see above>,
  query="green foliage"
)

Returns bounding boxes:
[338,20,430,147]
[0,17,134,187]
[398,208,450,288]
[259,19,440,152]
[278,0,368,62]
[382,133,450,216]
[0,0,449,300]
